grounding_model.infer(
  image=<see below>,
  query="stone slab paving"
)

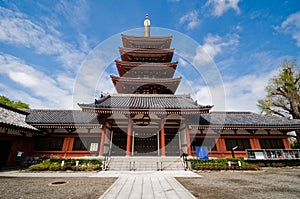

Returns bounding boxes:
[95,171,199,199]
[0,170,199,198]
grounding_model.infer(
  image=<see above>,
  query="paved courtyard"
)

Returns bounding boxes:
[0,168,299,199]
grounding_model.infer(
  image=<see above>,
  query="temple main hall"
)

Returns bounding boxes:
[1,15,300,166]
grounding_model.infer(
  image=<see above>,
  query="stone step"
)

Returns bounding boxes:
[107,156,185,171]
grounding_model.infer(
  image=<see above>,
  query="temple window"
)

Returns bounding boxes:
[34,137,64,151]
[259,138,284,149]
[73,137,100,151]
[225,138,251,151]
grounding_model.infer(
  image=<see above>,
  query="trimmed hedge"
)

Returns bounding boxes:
[49,158,101,165]
[29,158,102,172]
[190,158,260,170]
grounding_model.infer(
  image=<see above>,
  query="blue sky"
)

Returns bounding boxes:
[0,0,300,112]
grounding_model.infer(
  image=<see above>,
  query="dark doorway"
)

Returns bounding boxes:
[111,129,127,156]
[134,131,158,156]
[0,140,13,167]
[165,132,180,156]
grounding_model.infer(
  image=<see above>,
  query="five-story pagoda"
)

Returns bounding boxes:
[79,14,212,156]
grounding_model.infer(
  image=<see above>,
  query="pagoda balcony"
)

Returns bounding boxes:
[121,34,172,49]
[119,47,174,63]
[110,75,181,94]
[115,60,178,78]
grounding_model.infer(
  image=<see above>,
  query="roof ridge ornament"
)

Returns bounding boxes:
[144,13,150,37]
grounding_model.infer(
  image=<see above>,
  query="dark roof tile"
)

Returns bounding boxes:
[25,110,101,125]
[189,112,300,127]
[0,105,37,131]
[79,94,212,110]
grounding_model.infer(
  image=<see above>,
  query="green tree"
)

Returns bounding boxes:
[257,60,300,143]
[0,96,30,109]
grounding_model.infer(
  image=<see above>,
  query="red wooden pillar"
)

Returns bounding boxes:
[63,129,74,158]
[126,120,132,156]
[185,122,192,156]
[67,137,74,151]
[216,137,226,158]
[62,137,70,158]
[99,121,107,156]
[283,137,291,149]
[249,138,261,149]
[160,119,166,156]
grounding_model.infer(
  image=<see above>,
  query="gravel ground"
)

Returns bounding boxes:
[176,167,300,199]
[0,177,116,199]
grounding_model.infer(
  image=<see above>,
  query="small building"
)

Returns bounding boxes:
[0,103,39,167]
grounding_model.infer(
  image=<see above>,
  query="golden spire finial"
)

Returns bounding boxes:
[144,14,150,37]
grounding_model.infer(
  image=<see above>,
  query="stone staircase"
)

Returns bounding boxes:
[106,156,186,171]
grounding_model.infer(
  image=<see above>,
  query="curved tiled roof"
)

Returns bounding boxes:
[23,109,300,130]
[25,110,101,125]
[110,75,182,94]
[189,112,300,129]
[119,47,174,62]
[0,103,37,131]
[115,60,178,78]
[78,94,212,113]
[121,34,172,49]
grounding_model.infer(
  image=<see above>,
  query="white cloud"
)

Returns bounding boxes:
[222,73,272,111]
[0,6,87,69]
[276,11,300,47]
[205,0,241,17]
[193,33,239,65]
[56,0,89,28]
[73,48,118,108]
[0,53,74,109]
[179,10,200,30]
[190,70,275,112]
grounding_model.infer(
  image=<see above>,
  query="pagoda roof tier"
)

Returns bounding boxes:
[110,75,181,94]
[115,60,178,78]
[119,47,174,62]
[78,94,212,114]
[121,34,172,49]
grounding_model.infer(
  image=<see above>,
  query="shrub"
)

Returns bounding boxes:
[190,158,261,171]
[29,163,49,171]
[49,158,102,166]
[71,165,87,171]
[86,164,100,171]
[49,162,61,171]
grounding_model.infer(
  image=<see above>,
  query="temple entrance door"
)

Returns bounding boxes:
[111,129,127,156]
[165,131,180,156]
[133,131,158,156]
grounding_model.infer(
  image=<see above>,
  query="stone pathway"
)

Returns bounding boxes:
[93,171,199,199]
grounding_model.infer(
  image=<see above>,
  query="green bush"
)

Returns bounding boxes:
[87,164,101,171]
[49,158,101,165]
[28,158,102,171]
[29,163,50,171]
[49,162,61,171]
[71,165,87,171]
[190,158,259,171]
